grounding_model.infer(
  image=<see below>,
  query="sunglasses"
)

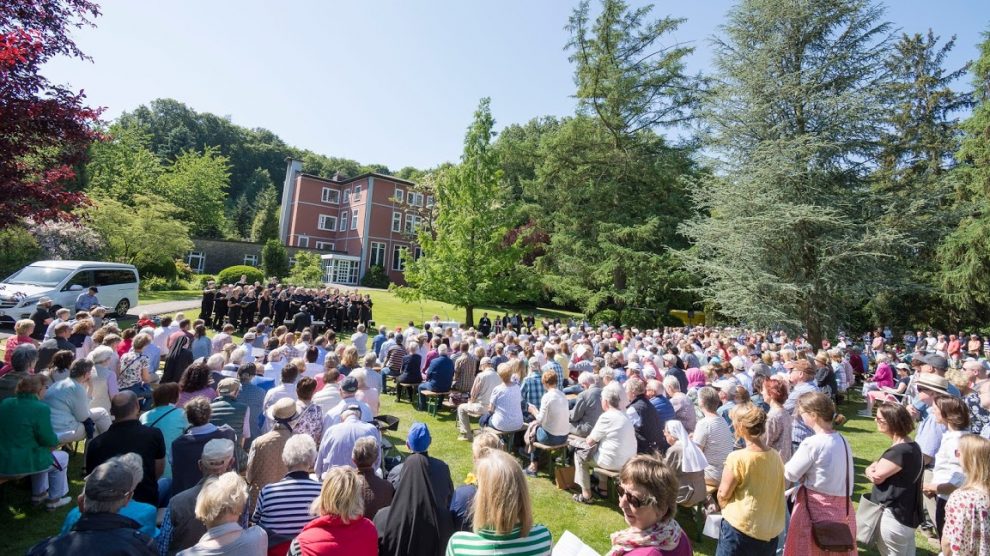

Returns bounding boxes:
[617,485,655,509]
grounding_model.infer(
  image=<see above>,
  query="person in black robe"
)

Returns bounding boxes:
[478,313,492,337]
[361,295,373,327]
[257,289,272,323]
[239,289,257,331]
[273,291,290,326]
[161,335,194,383]
[291,305,312,333]
[334,299,346,332]
[200,282,215,323]
[374,453,453,556]
[212,288,228,331]
[226,289,242,330]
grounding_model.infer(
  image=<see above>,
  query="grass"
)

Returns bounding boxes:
[137,289,203,305]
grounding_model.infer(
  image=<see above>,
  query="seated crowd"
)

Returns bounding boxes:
[3,290,990,556]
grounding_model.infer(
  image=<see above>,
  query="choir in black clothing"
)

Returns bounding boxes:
[200,281,373,334]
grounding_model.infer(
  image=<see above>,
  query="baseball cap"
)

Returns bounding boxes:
[407,422,432,453]
[200,438,235,471]
[216,378,239,395]
[921,354,949,371]
[340,376,359,393]
[84,460,133,502]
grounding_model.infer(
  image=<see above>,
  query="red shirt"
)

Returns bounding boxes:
[293,514,378,556]
[3,334,36,365]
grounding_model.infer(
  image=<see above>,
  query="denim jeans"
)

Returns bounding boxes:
[716,518,777,556]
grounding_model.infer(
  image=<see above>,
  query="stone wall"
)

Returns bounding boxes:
[189,238,322,276]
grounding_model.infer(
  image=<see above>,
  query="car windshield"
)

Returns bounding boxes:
[3,266,73,287]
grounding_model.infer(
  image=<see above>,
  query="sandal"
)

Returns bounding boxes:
[573,493,593,504]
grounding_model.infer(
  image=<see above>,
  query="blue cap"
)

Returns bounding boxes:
[407,422,432,453]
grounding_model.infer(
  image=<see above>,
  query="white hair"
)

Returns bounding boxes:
[578,371,596,386]
[407,341,419,351]
[206,353,226,370]
[438,344,449,355]
[111,452,144,490]
[88,345,115,365]
[281,434,317,469]
[663,375,680,394]
[602,382,623,408]
[230,347,247,365]
[195,472,248,527]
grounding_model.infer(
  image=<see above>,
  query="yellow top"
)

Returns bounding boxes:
[720,448,787,541]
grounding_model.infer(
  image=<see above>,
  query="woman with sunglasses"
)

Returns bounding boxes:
[942,435,990,556]
[605,453,692,556]
[863,402,923,555]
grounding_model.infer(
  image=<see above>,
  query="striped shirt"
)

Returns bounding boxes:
[446,524,552,556]
[694,415,736,483]
[251,471,323,535]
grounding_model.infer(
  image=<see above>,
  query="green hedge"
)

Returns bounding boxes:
[216,265,265,286]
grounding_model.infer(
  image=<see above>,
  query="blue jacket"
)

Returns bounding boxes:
[425,354,454,392]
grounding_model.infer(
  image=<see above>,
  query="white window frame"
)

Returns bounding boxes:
[391,211,402,232]
[350,210,359,230]
[392,244,407,271]
[317,214,337,231]
[186,251,205,273]
[243,254,258,266]
[426,195,434,208]
[353,184,361,199]
[321,187,339,204]
[394,188,404,203]
[370,241,385,267]
[340,211,349,231]
[342,188,351,204]
[315,241,335,251]
[297,236,309,248]
[289,257,297,267]
[413,246,422,260]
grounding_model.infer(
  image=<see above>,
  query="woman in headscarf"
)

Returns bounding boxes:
[662,420,708,508]
[375,453,454,556]
[161,334,194,384]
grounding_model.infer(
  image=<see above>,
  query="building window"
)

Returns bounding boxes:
[318,215,337,231]
[391,245,407,271]
[243,254,258,266]
[342,188,351,203]
[297,236,309,248]
[289,257,297,267]
[186,251,205,273]
[321,188,339,204]
[340,211,349,231]
[426,195,434,208]
[353,185,361,199]
[370,242,385,267]
[409,192,423,206]
[394,188,404,203]
[315,241,335,251]
[350,210,359,230]
[391,211,402,232]
[404,214,421,234]
[413,246,422,260]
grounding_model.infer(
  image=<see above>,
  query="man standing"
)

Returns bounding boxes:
[29,297,53,342]
[85,392,165,507]
[478,312,492,338]
[28,459,156,556]
[456,358,502,441]
[291,304,312,333]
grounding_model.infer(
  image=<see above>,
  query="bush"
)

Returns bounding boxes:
[360,264,390,288]
[287,252,323,288]
[217,265,265,286]
[174,260,194,281]
[134,252,178,280]
[591,309,620,327]
[196,274,216,288]
[262,239,289,279]
[0,226,42,278]
[141,276,170,291]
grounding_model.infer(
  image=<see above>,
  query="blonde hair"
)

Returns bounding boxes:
[472,431,504,461]
[341,345,359,368]
[14,319,35,336]
[472,450,533,536]
[730,404,766,441]
[496,362,513,384]
[311,466,364,522]
[194,472,248,527]
[960,435,990,493]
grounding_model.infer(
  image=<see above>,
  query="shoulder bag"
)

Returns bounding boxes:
[805,436,856,552]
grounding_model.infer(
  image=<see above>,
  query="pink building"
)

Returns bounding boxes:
[278,159,431,285]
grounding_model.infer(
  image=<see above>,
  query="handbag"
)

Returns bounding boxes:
[554,465,575,490]
[804,437,856,552]
[855,493,884,545]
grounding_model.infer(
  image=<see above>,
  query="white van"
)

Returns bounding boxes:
[0,261,139,324]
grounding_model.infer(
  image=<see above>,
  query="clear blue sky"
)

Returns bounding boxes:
[44,0,989,170]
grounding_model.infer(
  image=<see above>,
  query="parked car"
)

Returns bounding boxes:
[0,261,139,324]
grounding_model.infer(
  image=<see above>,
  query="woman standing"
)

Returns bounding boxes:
[783,392,856,556]
[924,395,970,538]
[239,287,257,332]
[717,405,786,555]
[942,435,990,556]
[605,453,692,556]
[863,403,923,556]
[212,286,228,331]
[227,287,242,331]
[272,290,290,328]
[446,450,552,555]
[257,288,272,324]
[763,377,793,463]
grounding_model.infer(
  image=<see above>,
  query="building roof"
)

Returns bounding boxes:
[297,171,418,188]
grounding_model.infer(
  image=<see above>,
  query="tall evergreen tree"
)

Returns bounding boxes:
[251,185,280,243]
[938,29,990,324]
[869,31,971,326]
[396,98,534,327]
[679,0,900,345]
[228,194,253,240]
[529,0,698,325]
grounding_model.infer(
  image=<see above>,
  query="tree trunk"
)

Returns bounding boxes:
[465,305,475,328]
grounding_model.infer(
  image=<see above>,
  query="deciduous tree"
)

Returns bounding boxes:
[157,146,230,238]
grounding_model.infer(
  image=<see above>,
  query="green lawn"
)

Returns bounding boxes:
[1,389,937,555]
[137,289,203,305]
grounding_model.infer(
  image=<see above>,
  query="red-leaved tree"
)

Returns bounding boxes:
[0,0,102,226]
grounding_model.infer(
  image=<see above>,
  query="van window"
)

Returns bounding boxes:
[3,266,72,287]
[62,271,94,291]
[95,269,137,286]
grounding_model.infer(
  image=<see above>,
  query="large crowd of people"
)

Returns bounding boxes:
[3,280,990,556]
